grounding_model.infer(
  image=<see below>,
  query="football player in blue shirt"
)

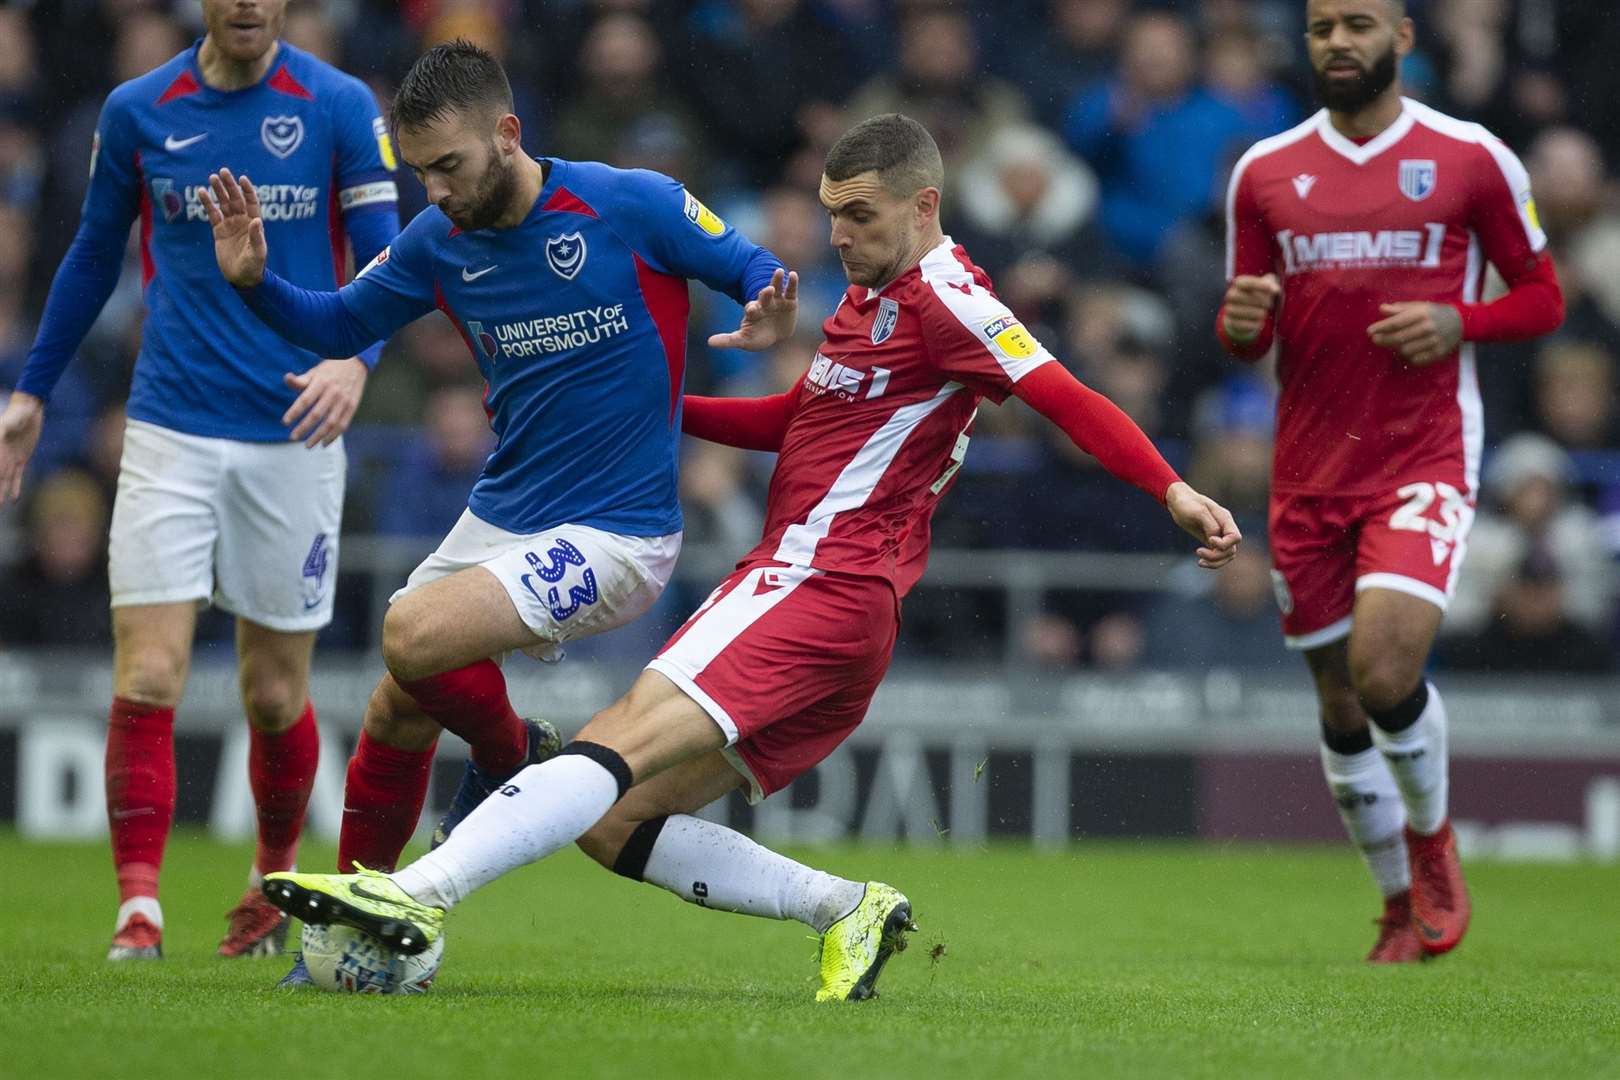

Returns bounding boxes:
[0,0,398,962]
[205,40,797,986]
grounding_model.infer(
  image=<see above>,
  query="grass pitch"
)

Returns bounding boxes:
[3,833,1615,1079]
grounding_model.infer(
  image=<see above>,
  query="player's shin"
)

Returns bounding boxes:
[396,660,527,776]
[613,814,863,932]
[1319,729,1410,897]
[338,730,435,872]
[248,702,319,879]
[106,698,177,910]
[1366,681,1449,836]
[389,742,631,908]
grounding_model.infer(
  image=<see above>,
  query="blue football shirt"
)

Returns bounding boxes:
[334,158,783,538]
[18,40,398,440]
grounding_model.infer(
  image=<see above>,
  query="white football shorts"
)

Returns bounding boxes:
[391,509,681,661]
[108,419,346,631]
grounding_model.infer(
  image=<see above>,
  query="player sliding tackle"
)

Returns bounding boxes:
[1219,0,1564,962]
[206,40,801,988]
[258,114,1242,1002]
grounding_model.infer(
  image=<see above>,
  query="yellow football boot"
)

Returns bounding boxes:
[815,882,916,1002]
[262,865,445,955]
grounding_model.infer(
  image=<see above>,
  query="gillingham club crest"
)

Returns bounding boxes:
[546,232,587,279]
[261,115,305,159]
[1398,159,1437,201]
[871,297,899,345]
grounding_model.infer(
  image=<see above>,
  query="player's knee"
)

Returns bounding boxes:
[241,673,303,731]
[380,607,434,682]
[116,645,187,706]
[1350,653,1422,715]
[362,686,440,752]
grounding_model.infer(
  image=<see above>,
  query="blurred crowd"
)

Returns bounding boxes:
[2,0,1618,674]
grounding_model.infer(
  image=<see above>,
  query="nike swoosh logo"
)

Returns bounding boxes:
[461,264,497,282]
[164,133,208,152]
[348,880,407,908]
[1416,919,1445,941]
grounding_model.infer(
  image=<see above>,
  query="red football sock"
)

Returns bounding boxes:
[105,698,176,904]
[337,730,436,872]
[397,660,526,775]
[249,702,320,876]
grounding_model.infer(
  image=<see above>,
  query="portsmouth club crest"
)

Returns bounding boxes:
[871,297,900,345]
[1398,159,1437,202]
[546,232,587,280]
[261,115,305,159]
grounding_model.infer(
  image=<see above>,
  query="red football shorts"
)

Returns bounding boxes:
[646,561,899,800]
[1268,481,1476,649]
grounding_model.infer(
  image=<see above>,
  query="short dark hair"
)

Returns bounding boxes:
[391,39,514,133]
[824,114,945,197]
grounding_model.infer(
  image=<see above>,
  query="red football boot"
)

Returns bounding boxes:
[217,887,290,958]
[1366,890,1424,964]
[1406,820,1471,956]
[107,913,163,961]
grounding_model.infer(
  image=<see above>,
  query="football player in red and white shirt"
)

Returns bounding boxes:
[261,114,1241,1001]
[1218,0,1564,963]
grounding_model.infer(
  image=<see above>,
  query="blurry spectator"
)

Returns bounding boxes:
[1526,128,1620,334]
[682,0,860,189]
[1533,341,1619,450]
[1446,433,1613,640]
[0,469,111,648]
[678,440,762,556]
[0,7,39,108]
[1440,548,1614,674]
[553,13,707,186]
[1143,542,1292,671]
[72,402,127,506]
[375,385,494,538]
[283,1,342,64]
[845,6,1029,186]
[1018,611,1085,670]
[1427,0,1567,150]
[1203,26,1300,137]
[951,124,1117,285]
[1063,10,1258,270]
[995,0,1129,126]
[353,313,484,426]
[0,104,45,217]
[1183,375,1274,526]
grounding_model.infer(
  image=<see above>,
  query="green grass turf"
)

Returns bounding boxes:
[2,833,1616,1079]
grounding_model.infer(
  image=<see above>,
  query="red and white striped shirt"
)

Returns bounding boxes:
[739,239,1052,595]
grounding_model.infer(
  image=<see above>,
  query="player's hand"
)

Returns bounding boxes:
[1367,301,1463,366]
[0,390,44,504]
[1164,481,1242,569]
[707,268,798,351]
[283,357,367,447]
[204,167,268,288]
[1221,273,1281,343]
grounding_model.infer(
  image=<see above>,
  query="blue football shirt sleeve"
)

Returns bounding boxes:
[603,170,785,303]
[335,209,441,346]
[15,95,141,403]
[331,74,399,216]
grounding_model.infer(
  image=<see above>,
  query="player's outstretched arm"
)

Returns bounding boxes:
[707,269,799,351]
[206,168,269,288]
[681,387,798,452]
[1012,362,1240,568]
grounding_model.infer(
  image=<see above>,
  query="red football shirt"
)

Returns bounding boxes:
[1225,97,1547,497]
[739,238,1052,596]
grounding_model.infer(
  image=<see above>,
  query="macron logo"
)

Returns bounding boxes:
[164,133,208,152]
[1292,174,1317,199]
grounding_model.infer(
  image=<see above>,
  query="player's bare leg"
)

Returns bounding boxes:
[1349,588,1467,955]
[104,602,197,960]
[1304,639,1420,963]
[217,621,320,957]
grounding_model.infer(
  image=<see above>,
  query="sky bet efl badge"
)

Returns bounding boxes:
[982,314,1037,359]
[682,189,726,236]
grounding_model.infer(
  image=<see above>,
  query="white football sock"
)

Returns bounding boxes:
[115,895,164,933]
[640,814,864,933]
[1370,681,1449,836]
[1320,743,1410,898]
[391,754,620,909]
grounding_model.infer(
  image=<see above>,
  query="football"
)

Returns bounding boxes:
[299,922,444,994]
